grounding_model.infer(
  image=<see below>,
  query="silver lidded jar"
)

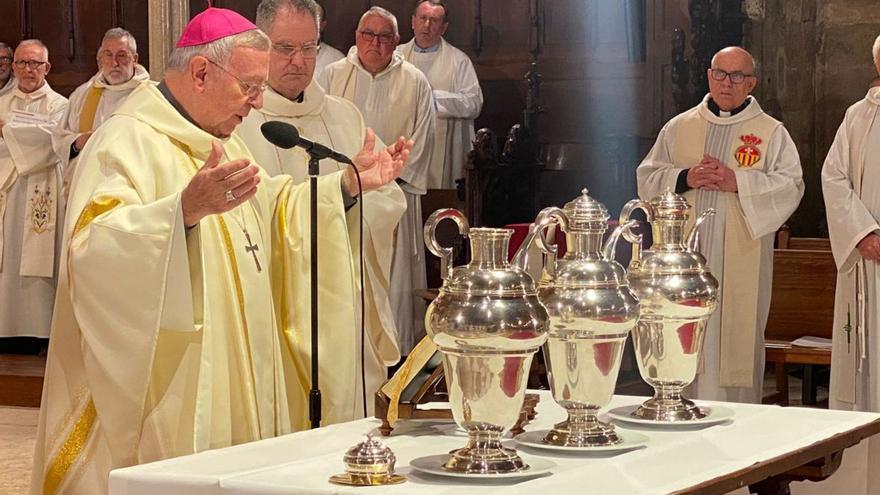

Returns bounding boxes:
[328,434,405,486]
[531,190,641,447]
[424,208,550,474]
[621,191,719,421]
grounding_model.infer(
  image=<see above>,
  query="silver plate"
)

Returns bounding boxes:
[607,404,735,426]
[514,429,649,453]
[409,454,555,479]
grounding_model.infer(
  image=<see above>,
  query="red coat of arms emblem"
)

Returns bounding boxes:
[735,134,762,168]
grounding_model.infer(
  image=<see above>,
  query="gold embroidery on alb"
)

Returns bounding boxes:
[29,184,54,234]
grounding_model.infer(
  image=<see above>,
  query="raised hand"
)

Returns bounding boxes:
[344,128,412,196]
[181,141,261,227]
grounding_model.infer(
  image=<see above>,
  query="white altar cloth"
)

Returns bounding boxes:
[109,392,880,495]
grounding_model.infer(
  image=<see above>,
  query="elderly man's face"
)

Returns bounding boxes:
[13,44,50,94]
[411,2,447,49]
[355,15,399,74]
[266,8,319,100]
[0,48,12,84]
[201,47,269,139]
[707,49,757,111]
[99,37,138,85]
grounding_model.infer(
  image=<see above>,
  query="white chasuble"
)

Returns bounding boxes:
[315,41,344,76]
[238,80,406,418]
[0,82,67,338]
[0,76,15,98]
[30,84,358,495]
[319,48,435,354]
[796,87,880,495]
[637,95,803,403]
[53,65,150,197]
[400,38,483,189]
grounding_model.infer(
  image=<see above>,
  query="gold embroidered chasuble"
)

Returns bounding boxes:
[238,81,405,425]
[30,84,359,494]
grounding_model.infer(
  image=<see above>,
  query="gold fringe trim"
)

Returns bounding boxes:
[72,197,123,237]
[43,399,96,495]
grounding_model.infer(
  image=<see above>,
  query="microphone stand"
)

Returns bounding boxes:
[308,154,321,429]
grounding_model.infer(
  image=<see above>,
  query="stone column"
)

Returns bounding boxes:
[148,0,189,80]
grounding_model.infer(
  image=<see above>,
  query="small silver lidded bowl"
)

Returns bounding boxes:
[328,433,406,486]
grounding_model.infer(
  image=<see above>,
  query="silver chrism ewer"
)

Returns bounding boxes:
[424,209,550,474]
[526,190,640,447]
[621,191,719,421]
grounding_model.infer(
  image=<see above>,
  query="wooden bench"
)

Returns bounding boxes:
[765,237,836,406]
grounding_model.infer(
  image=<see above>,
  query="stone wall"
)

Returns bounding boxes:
[744,0,880,236]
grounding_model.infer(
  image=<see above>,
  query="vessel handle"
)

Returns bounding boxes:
[618,199,654,266]
[603,219,639,262]
[686,208,716,253]
[424,208,470,281]
[512,207,568,276]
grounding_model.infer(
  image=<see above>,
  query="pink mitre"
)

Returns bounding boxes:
[176,6,258,47]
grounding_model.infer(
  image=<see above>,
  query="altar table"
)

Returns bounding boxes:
[109,392,880,495]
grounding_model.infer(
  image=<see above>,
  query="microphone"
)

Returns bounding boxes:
[261,121,353,164]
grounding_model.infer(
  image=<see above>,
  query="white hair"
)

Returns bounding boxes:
[16,39,49,60]
[100,27,137,56]
[358,6,398,37]
[0,42,11,57]
[166,29,270,71]
[873,34,880,67]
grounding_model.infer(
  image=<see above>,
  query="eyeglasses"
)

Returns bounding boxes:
[205,58,267,99]
[13,60,47,70]
[0,57,12,66]
[709,68,755,84]
[272,42,320,59]
[359,30,396,45]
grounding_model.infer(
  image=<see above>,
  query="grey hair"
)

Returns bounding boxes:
[256,0,321,34]
[16,39,49,60]
[0,42,11,56]
[100,27,138,56]
[414,0,449,23]
[873,34,880,67]
[358,6,398,37]
[165,29,270,71]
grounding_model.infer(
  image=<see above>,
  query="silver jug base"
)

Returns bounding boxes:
[631,396,707,422]
[542,418,623,447]
[442,445,529,474]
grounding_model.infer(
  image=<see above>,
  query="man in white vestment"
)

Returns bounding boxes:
[637,46,803,403]
[399,0,483,189]
[0,42,15,97]
[239,0,406,419]
[30,8,410,495]
[53,28,149,198]
[0,40,68,339]
[319,6,435,355]
[813,34,880,495]
[313,2,345,74]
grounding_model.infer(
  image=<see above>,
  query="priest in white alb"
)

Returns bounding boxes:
[239,0,406,419]
[637,46,803,403]
[314,1,345,74]
[53,27,149,198]
[0,42,14,97]
[30,8,410,495]
[0,40,68,340]
[400,0,483,189]
[319,6,434,355]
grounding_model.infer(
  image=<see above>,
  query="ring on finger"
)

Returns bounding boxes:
[226,190,235,202]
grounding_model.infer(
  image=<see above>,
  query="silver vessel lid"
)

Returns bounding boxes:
[563,189,609,231]
[650,190,690,221]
